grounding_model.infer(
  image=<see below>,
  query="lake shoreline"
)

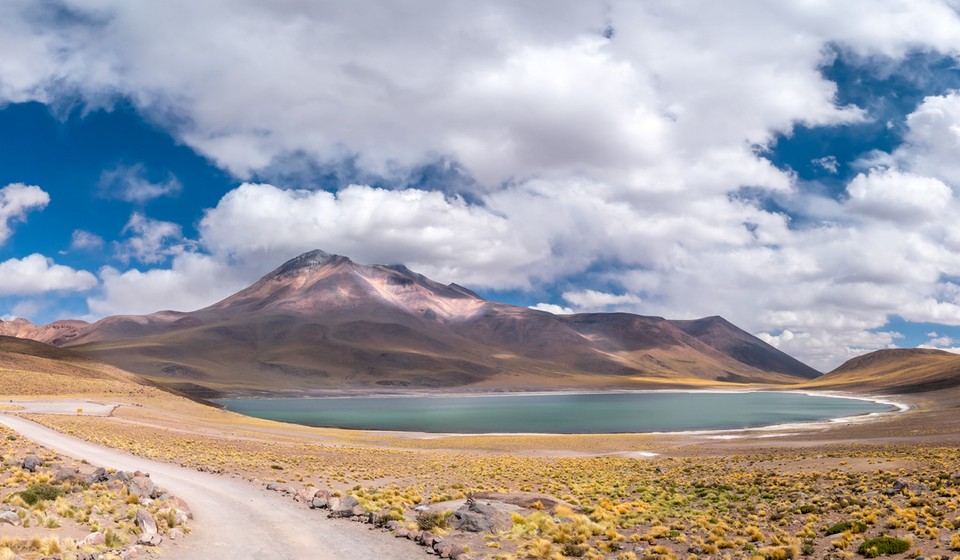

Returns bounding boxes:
[215,389,903,438]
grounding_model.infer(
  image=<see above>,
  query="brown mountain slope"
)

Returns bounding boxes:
[798,348,960,393]
[0,336,158,397]
[4,250,820,395]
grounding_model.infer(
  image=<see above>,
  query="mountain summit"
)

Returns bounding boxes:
[0,250,820,395]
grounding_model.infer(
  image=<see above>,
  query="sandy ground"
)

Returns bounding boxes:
[0,407,424,560]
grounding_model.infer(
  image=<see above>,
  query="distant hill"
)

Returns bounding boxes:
[801,348,960,393]
[0,250,820,396]
[0,335,158,397]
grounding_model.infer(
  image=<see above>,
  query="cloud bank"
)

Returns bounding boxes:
[3,1,960,369]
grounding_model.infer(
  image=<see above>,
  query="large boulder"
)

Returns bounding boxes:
[81,532,106,546]
[135,508,158,536]
[294,487,314,502]
[310,489,330,509]
[20,455,43,472]
[128,475,155,501]
[87,467,109,484]
[54,466,86,484]
[449,501,511,533]
[0,510,21,526]
[173,497,193,519]
[329,495,365,518]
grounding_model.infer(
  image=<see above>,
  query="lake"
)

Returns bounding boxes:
[217,391,896,434]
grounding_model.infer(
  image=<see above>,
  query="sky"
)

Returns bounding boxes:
[4,1,960,371]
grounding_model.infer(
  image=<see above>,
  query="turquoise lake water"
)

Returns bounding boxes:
[217,391,895,434]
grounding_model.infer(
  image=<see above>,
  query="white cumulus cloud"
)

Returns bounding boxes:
[0,183,49,245]
[88,252,248,316]
[116,213,189,264]
[0,254,97,295]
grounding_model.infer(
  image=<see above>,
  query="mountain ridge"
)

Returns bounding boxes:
[0,250,821,395]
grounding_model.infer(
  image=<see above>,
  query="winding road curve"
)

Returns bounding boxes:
[0,405,424,560]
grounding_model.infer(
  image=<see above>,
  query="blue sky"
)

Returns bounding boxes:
[4,1,960,370]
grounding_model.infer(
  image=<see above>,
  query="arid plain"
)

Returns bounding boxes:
[2,342,960,560]
[2,254,960,560]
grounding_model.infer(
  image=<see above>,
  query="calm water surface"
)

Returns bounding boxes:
[217,392,895,434]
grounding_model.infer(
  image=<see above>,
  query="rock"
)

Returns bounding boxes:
[310,489,331,509]
[21,455,43,472]
[54,466,85,484]
[135,508,158,536]
[158,506,191,527]
[169,528,185,540]
[138,533,162,546]
[294,487,314,502]
[327,496,342,512]
[128,476,155,500]
[329,495,365,518]
[81,532,106,546]
[0,510,22,526]
[173,497,193,519]
[87,467,108,484]
[450,501,511,533]
[368,509,391,526]
[385,520,401,531]
[395,528,410,538]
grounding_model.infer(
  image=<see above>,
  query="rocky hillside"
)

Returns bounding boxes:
[801,348,960,394]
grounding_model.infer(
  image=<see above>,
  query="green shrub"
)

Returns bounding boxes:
[825,520,867,535]
[416,510,451,531]
[562,542,590,557]
[17,483,64,505]
[858,536,910,557]
[798,504,817,514]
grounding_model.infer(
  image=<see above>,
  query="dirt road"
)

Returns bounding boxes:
[0,411,423,560]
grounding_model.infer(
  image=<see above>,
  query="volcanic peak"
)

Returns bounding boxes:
[268,249,346,279]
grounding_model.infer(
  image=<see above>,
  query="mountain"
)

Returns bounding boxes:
[801,348,960,394]
[0,250,820,396]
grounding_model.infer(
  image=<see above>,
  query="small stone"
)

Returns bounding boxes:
[138,533,162,546]
[169,528,185,540]
[81,532,106,546]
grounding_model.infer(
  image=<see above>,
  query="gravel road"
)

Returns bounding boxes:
[0,407,424,560]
